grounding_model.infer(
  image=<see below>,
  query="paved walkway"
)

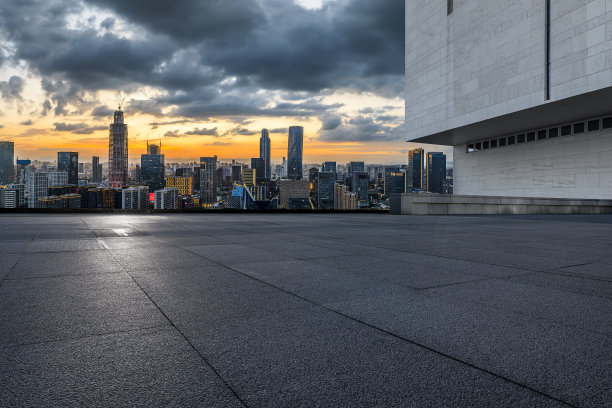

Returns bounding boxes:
[1,214,610,407]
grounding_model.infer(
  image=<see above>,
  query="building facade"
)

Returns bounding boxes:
[27,171,48,208]
[0,141,15,185]
[122,186,150,209]
[57,152,78,185]
[406,0,612,199]
[108,108,128,188]
[287,126,303,180]
[279,179,309,209]
[141,154,165,192]
[317,171,335,210]
[154,188,179,210]
[47,170,69,187]
[384,167,406,198]
[260,129,271,179]
[92,156,102,183]
[200,156,217,204]
[426,152,446,194]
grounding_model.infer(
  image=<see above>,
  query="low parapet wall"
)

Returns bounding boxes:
[390,194,612,215]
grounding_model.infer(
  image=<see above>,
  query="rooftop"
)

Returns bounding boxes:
[1,213,610,407]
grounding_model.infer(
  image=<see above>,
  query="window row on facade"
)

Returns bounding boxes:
[467,115,612,153]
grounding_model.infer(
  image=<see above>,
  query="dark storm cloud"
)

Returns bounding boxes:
[0,0,404,142]
[0,76,25,100]
[184,127,219,136]
[91,105,114,117]
[320,115,342,131]
[318,116,404,142]
[54,122,106,134]
[20,119,34,126]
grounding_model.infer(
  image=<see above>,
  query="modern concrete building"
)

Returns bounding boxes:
[406,1,612,199]
[334,184,358,210]
[154,187,179,210]
[122,186,150,210]
[279,179,309,209]
[287,126,303,180]
[26,171,48,209]
[199,156,217,205]
[47,170,69,187]
[260,129,271,179]
[108,107,128,188]
[165,176,192,196]
[0,188,17,208]
[92,156,102,183]
[57,152,78,185]
[0,141,15,185]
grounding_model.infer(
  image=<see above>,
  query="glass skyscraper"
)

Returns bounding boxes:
[408,148,425,190]
[109,108,128,188]
[200,156,217,204]
[57,151,78,185]
[260,129,271,179]
[0,141,15,185]
[287,126,303,180]
[317,171,335,210]
[427,152,446,194]
[141,154,165,191]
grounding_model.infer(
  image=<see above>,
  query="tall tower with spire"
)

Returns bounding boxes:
[260,129,271,179]
[108,106,128,188]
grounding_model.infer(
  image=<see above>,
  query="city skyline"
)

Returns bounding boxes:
[0,0,450,164]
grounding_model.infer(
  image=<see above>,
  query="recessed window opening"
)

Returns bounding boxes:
[447,0,453,15]
[603,117,612,129]
[482,141,490,149]
[490,139,498,148]
[508,136,516,145]
[588,120,600,132]
[548,128,559,138]
[537,130,547,140]
[561,125,572,136]
[574,122,585,134]
[517,134,526,143]
[527,132,536,142]
[499,138,507,147]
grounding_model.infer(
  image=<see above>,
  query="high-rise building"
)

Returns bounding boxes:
[6,184,25,208]
[309,167,319,207]
[279,179,309,209]
[427,152,446,194]
[108,107,128,188]
[334,184,358,210]
[384,167,406,198]
[47,170,69,187]
[141,154,165,191]
[122,186,149,209]
[243,168,256,189]
[0,188,17,208]
[16,159,31,185]
[147,143,160,155]
[406,2,612,199]
[57,152,78,185]
[317,172,335,210]
[260,129,271,179]
[251,158,266,186]
[200,156,217,204]
[92,156,102,183]
[352,171,369,205]
[154,187,179,209]
[165,176,192,196]
[231,165,242,183]
[408,148,425,190]
[27,171,48,208]
[348,162,365,177]
[287,126,303,180]
[0,141,15,185]
[323,161,337,174]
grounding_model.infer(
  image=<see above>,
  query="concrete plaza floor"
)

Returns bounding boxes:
[0,213,610,407]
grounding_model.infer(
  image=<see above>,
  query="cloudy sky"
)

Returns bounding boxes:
[0,0,447,164]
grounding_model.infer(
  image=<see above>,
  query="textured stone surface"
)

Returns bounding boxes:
[1,213,610,407]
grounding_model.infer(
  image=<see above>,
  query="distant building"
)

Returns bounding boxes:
[427,152,447,194]
[231,165,242,183]
[0,141,15,185]
[141,154,165,191]
[226,184,258,210]
[352,171,369,205]
[154,187,179,210]
[243,168,256,189]
[279,179,309,209]
[92,156,102,183]
[16,159,31,185]
[251,185,267,201]
[27,171,48,208]
[251,158,266,186]
[0,188,17,208]
[317,172,335,210]
[384,167,406,198]
[200,156,217,204]
[147,143,160,155]
[38,196,63,209]
[260,129,271,179]
[122,186,149,209]
[323,161,337,174]
[6,184,25,208]
[82,188,116,209]
[165,176,192,196]
[108,107,128,188]
[408,148,425,190]
[309,167,319,207]
[334,184,358,210]
[287,126,303,180]
[47,170,69,187]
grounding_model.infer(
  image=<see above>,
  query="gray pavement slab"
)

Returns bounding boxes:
[1,213,611,407]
